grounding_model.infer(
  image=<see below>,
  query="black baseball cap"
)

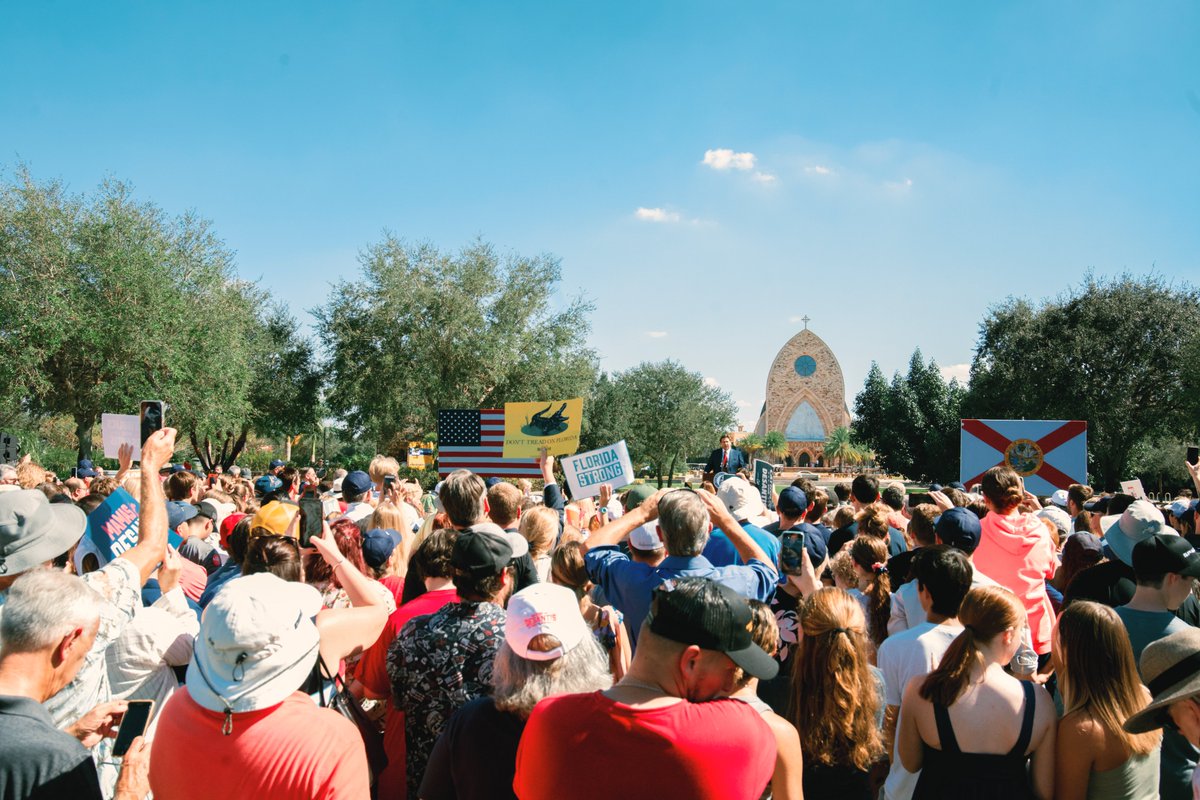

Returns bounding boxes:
[1131,533,1200,581]
[451,528,514,579]
[648,578,779,680]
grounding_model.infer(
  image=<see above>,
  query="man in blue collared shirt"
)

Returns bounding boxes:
[583,487,778,645]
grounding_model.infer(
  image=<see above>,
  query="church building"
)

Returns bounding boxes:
[753,322,852,466]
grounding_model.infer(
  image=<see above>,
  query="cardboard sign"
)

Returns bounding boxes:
[561,440,634,499]
[101,414,142,461]
[0,432,20,465]
[712,471,735,489]
[502,398,583,458]
[753,459,776,511]
[87,488,142,561]
[1120,479,1146,500]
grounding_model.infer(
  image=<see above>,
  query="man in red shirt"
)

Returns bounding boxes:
[353,529,460,799]
[514,577,778,800]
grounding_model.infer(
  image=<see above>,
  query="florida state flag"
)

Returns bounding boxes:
[960,419,1088,496]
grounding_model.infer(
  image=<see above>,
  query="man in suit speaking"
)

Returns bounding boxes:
[703,433,746,482]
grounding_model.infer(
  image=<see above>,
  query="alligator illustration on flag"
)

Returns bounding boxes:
[959,419,1087,496]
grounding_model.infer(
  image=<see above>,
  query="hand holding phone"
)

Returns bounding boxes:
[139,401,165,446]
[112,700,155,757]
[299,496,323,548]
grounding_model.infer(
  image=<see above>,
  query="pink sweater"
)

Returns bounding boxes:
[973,511,1057,654]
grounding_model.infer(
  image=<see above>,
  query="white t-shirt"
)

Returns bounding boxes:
[879,620,963,800]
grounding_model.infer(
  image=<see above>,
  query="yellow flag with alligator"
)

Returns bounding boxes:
[502,398,583,458]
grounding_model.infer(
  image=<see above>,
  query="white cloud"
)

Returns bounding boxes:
[646,330,668,338]
[634,207,681,223]
[736,399,755,408]
[702,148,756,171]
[885,177,914,190]
[804,165,834,176]
[940,363,971,384]
[703,376,720,388]
[752,172,777,184]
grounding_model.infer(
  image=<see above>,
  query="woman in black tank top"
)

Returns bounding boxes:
[897,585,1057,800]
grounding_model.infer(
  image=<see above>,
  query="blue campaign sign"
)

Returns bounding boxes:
[87,488,141,561]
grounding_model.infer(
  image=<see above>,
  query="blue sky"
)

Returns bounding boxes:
[3,2,1198,428]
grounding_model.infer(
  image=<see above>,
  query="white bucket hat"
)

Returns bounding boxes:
[187,572,322,728]
[717,477,770,526]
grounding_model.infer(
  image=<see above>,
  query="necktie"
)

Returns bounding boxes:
[722,451,728,469]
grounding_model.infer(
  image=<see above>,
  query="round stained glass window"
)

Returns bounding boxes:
[794,355,817,377]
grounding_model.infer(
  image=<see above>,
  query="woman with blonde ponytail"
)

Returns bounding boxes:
[849,536,892,652]
[897,585,1056,799]
[788,588,885,799]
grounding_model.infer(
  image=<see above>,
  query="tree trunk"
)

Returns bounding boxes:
[75,412,96,462]
[285,434,292,462]
[667,454,678,488]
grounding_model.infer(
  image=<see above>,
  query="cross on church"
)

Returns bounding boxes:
[801,315,810,330]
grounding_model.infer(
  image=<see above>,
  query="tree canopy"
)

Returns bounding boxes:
[581,360,737,487]
[316,237,598,452]
[0,169,266,461]
[962,273,1200,489]
[852,350,964,481]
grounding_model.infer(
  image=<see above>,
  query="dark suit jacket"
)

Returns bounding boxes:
[704,447,747,476]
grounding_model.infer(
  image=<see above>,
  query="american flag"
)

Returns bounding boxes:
[437,409,541,478]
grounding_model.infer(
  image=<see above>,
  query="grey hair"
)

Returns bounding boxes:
[491,634,612,717]
[657,491,710,556]
[0,569,103,653]
[0,464,16,481]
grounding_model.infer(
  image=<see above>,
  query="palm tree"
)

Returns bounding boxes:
[739,434,765,463]
[824,427,861,472]
[761,431,788,463]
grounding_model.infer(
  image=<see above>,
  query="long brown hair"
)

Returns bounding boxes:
[982,466,1023,513]
[1057,601,1161,756]
[850,536,891,648]
[789,588,883,771]
[920,585,1022,706]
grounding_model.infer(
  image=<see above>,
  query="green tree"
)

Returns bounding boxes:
[852,362,889,452]
[588,361,736,487]
[761,431,788,463]
[963,273,1200,489]
[824,426,863,471]
[317,237,598,448]
[0,169,263,461]
[738,434,765,463]
[189,306,322,470]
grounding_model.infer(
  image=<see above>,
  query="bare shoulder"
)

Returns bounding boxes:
[1057,708,1102,743]
[764,711,802,746]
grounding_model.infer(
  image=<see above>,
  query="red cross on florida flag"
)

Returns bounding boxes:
[959,419,1088,496]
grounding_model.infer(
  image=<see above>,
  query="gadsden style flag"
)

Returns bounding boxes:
[959,419,1087,496]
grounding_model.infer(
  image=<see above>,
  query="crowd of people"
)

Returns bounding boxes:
[2,429,1200,800]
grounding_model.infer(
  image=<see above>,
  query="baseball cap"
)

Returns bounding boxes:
[622,484,656,511]
[186,572,321,718]
[218,512,248,549]
[75,459,97,479]
[469,521,528,559]
[1104,499,1170,567]
[935,507,983,554]
[717,477,768,524]
[648,577,778,680]
[0,490,88,575]
[628,522,664,551]
[362,528,403,569]
[1131,533,1200,581]
[250,501,300,538]
[254,475,283,496]
[268,459,286,470]
[1036,506,1072,538]
[1050,489,1070,509]
[505,583,590,661]
[452,526,515,579]
[199,499,236,531]
[166,500,199,531]
[776,487,808,518]
[1172,499,1193,519]
[342,470,373,498]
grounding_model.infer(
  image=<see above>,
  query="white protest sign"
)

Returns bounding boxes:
[1120,479,1146,500]
[101,414,142,461]
[561,440,634,499]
